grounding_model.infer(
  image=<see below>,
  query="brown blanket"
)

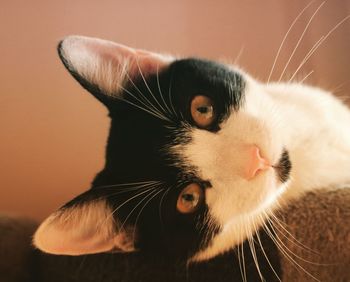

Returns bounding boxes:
[0,188,349,282]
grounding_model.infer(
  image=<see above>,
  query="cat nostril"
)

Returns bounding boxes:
[244,145,271,180]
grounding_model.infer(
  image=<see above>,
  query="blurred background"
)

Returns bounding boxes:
[1,0,349,220]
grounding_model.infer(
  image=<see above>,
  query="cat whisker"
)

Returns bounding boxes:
[67,184,162,222]
[262,222,301,274]
[240,223,248,282]
[158,187,171,226]
[288,37,323,82]
[235,221,247,282]
[267,0,315,83]
[246,217,265,281]
[123,69,168,119]
[90,185,161,204]
[135,57,172,120]
[116,63,172,122]
[266,216,328,266]
[93,180,162,190]
[254,216,282,282]
[266,210,320,255]
[336,95,350,105]
[278,1,326,82]
[117,83,172,122]
[233,45,245,65]
[236,242,246,282]
[331,80,349,96]
[289,14,350,82]
[132,188,164,246]
[267,215,333,275]
[156,63,175,118]
[119,187,162,233]
[262,220,321,282]
[299,70,314,84]
[88,183,163,202]
[167,68,178,118]
[119,95,172,122]
[97,185,162,233]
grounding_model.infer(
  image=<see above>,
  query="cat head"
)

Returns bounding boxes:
[33,36,291,261]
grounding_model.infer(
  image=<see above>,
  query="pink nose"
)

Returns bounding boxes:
[244,145,270,180]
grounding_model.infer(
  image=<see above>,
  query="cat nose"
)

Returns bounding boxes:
[244,145,271,180]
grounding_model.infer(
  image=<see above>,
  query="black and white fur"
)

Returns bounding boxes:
[33,35,350,264]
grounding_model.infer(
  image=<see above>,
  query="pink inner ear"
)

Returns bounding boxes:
[89,40,169,75]
[60,35,173,96]
[131,50,170,77]
[33,199,136,255]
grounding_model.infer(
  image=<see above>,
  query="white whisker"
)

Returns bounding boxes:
[246,217,264,281]
[263,221,321,282]
[94,180,161,189]
[289,14,350,82]
[123,70,168,118]
[167,69,178,117]
[236,242,245,282]
[266,217,327,265]
[119,187,162,231]
[278,1,325,82]
[117,83,171,122]
[158,187,171,226]
[299,70,314,83]
[84,183,163,209]
[132,188,164,244]
[156,64,174,117]
[267,0,315,83]
[240,238,248,282]
[255,216,282,282]
[234,45,245,65]
[118,95,172,122]
[135,57,169,117]
[267,211,319,255]
[98,185,161,232]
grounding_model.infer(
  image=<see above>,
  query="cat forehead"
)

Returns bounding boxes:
[130,57,243,97]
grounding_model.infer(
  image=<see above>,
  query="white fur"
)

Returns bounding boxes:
[60,35,172,96]
[174,71,350,261]
[33,200,135,255]
[60,36,132,96]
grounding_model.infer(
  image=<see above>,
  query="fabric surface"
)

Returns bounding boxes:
[278,188,350,282]
[0,188,349,282]
[0,215,37,282]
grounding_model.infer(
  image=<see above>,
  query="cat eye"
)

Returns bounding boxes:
[177,183,204,214]
[190,95,216,128]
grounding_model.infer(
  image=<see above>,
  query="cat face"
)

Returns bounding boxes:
[33,36,291,261]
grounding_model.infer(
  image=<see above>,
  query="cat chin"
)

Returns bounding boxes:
[190,180,289,263]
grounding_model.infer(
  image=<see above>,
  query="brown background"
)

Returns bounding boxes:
[1,0,349,220]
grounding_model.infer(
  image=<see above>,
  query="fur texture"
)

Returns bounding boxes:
[33,36,350,266]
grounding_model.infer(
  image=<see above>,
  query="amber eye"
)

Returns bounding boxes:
[190,95,216,128]
[176,183,204,214]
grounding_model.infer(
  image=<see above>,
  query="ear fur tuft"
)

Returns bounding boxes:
[58,35,173,106]
[33,199,135,255]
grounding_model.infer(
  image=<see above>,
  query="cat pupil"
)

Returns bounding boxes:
[182,193,195,202]
[197,106,212,114]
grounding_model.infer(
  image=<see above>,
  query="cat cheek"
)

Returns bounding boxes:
[33,199,135,255]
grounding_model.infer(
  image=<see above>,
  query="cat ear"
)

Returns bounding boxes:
[33,197,135,255]
[58,35,173,107]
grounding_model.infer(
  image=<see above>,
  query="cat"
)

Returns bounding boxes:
[33,35,350,263]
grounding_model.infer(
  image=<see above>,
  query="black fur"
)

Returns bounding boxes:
[274,149,291,183]
[58,41,246,260]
